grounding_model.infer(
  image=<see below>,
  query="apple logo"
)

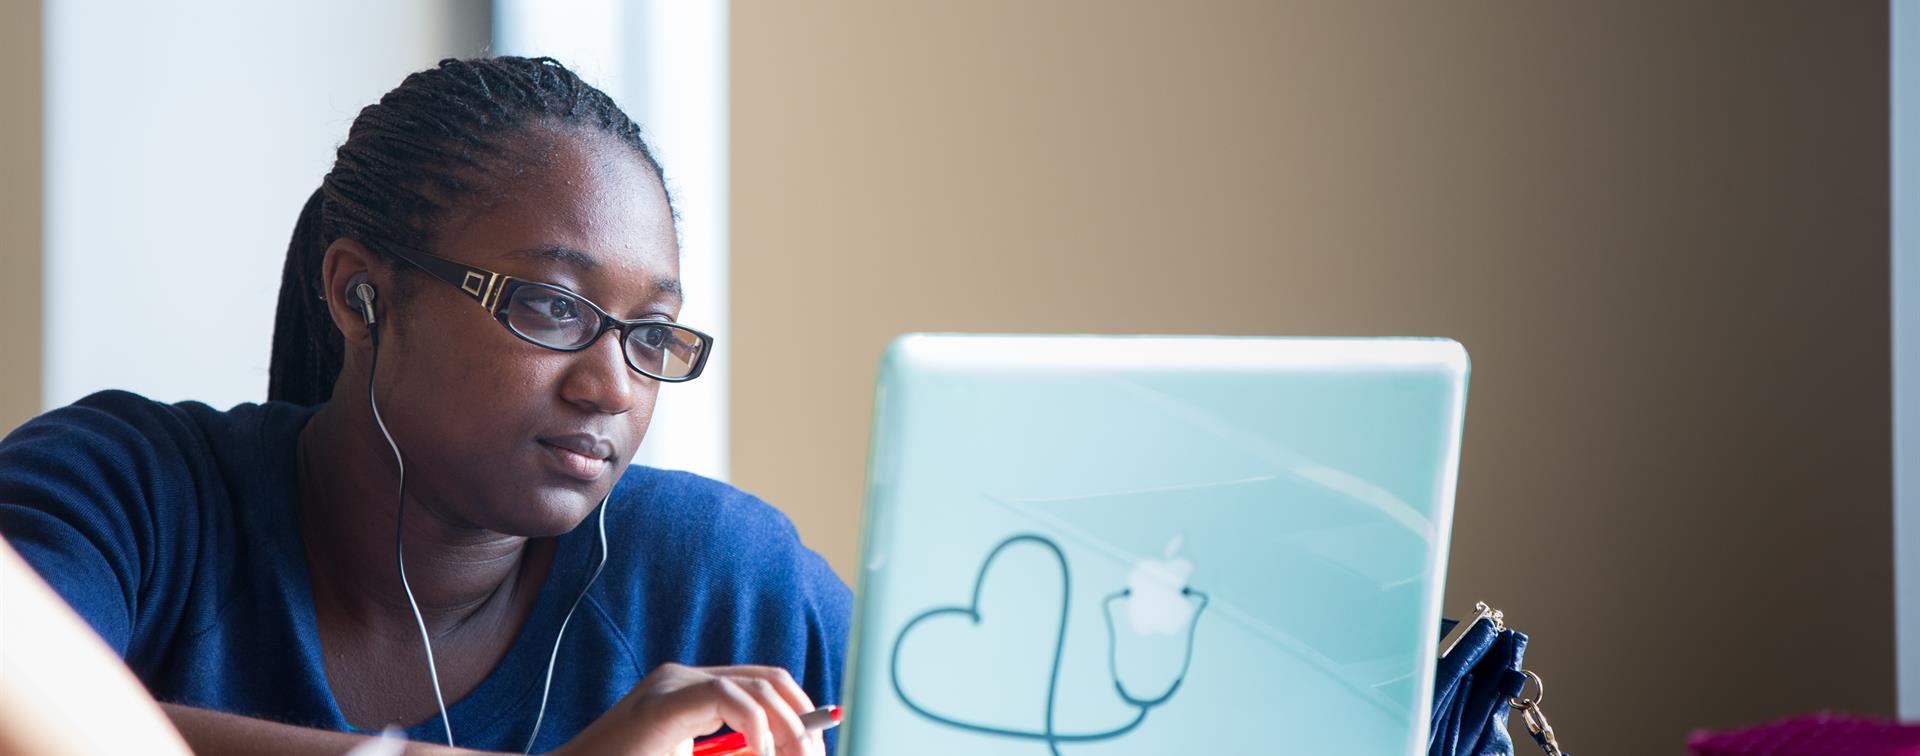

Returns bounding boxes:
[1124,535,1199,637]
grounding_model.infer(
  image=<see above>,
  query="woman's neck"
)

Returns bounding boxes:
[294,398,537,638]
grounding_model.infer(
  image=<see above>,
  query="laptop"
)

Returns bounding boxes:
[836,335,1470,755]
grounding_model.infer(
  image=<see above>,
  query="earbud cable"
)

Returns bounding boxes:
[364,309,612,753]
[524,495,609,754]
[367,324,456,747]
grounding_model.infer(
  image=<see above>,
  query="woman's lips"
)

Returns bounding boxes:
[538,440,609,481]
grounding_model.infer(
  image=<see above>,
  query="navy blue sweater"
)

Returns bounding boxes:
[0,390,851,753]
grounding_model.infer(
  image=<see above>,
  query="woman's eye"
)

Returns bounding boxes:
[636,325,669,348]
[524,295,581,321]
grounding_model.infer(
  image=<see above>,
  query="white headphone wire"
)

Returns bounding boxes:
[367,323,457,747]
[522,492,610,754]
[364,305,615,753]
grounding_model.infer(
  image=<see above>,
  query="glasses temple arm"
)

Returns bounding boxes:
[383,245,509,310]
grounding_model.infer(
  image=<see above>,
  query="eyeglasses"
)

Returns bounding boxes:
[378,244,712,382]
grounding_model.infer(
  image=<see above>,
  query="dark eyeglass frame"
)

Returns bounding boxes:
[379,244,713,383]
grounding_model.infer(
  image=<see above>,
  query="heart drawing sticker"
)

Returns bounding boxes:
[889,533,1210,756]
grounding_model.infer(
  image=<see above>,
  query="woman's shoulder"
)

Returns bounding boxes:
[600,465,849,604]
[608,466,795,535]
[0,389,315,528]
[6,389,192,444]
[606,467,822,566]
[0,392,315,655]
[5,389,312,456]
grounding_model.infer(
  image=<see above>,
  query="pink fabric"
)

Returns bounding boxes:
[1688,714,1920,756]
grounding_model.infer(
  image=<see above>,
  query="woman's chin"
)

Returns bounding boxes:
[489,489,607,538]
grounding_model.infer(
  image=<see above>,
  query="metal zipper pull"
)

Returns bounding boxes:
[1438,601,1506,659]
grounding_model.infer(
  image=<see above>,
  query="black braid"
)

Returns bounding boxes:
[267,56,673,406]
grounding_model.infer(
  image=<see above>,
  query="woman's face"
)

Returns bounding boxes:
[369,129,680,537]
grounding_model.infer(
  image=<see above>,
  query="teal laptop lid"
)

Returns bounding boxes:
[839,335,1470,755]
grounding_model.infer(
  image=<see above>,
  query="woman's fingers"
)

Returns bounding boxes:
[696,676,777,756]
[726,666,817,726]
[726,674,808,756]
[746,667,823,756]
[571,663,826,756]
[740,666,824,756]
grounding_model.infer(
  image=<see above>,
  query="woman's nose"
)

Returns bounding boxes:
[559,328,647,414]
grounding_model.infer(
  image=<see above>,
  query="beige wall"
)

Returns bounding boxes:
[733,1,1892,752]
[0,0,39,432]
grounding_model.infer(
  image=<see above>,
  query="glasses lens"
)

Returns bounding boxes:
[503,284,599,348]
[626,323,706,380]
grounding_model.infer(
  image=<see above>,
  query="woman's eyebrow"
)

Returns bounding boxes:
[507,244,683,302]
[507,244,600,271]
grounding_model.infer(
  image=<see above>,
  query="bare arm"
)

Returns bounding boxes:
[0,537,187,756]
[0,534,485,756]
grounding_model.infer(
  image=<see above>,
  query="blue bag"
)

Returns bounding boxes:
[1432,603,1569,756]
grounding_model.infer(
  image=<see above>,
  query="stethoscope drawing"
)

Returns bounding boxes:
[889,533,1209,755]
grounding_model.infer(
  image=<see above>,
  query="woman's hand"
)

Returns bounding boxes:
[556,663,826,756]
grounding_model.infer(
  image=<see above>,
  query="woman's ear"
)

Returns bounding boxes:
[319,238,381,348]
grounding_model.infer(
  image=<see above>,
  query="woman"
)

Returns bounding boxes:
[0,57,847,756]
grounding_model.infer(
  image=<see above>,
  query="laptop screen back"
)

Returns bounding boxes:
[839,335,1470,755]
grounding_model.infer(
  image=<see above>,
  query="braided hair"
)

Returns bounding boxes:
[267,56,673,406]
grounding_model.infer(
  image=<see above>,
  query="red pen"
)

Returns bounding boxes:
[690,705,843,756]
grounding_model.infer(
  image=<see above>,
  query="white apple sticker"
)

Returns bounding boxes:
[1124,535,1198,636]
